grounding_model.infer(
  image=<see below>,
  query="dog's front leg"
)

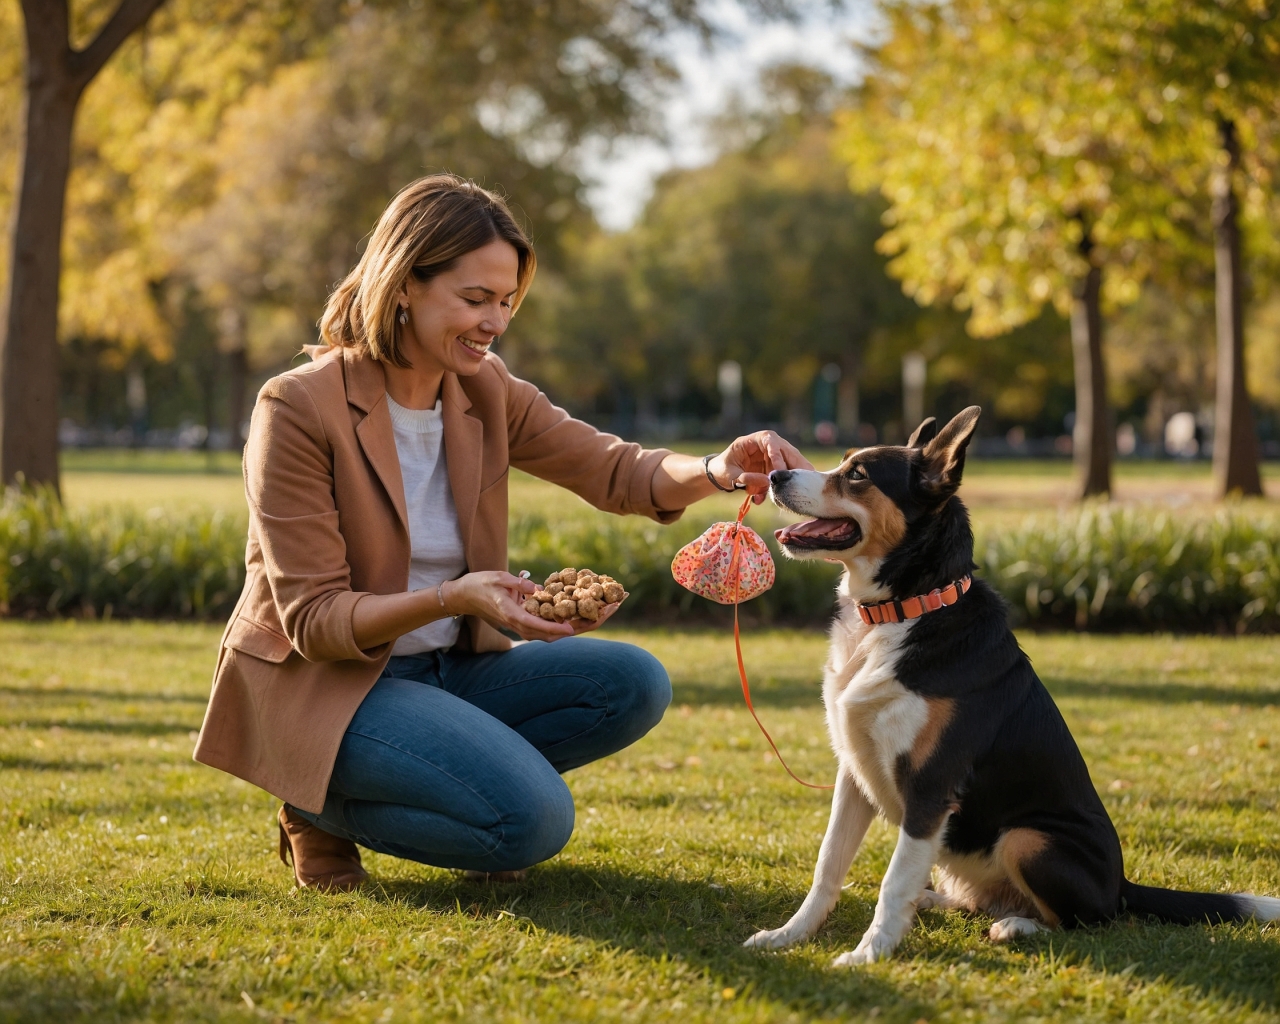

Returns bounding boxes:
[744,771,874,950]
[833,823,942,966]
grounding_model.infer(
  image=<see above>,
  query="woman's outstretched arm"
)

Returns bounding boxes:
[651,431,815,511]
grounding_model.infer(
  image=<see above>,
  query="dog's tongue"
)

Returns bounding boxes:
[776,518,852,543]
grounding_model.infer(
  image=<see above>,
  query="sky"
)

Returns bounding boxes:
[580,0,876,231]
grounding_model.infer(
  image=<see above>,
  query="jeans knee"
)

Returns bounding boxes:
[496,776,576,870]
[615,645,671,732]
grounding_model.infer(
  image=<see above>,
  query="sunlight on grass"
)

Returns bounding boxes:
[1,623,1277,1022]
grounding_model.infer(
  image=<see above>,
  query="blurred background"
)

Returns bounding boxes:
[2,0,1279,630]
[5,0,1277,467]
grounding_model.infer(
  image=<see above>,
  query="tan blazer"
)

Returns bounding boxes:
[194,345,679,812]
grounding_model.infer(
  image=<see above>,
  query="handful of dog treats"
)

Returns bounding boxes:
[522,568,627,623]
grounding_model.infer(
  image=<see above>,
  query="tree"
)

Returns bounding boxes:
[527,65,920,440]
[1,0,168,489]
[173,0,666,393]
[840,0,1207,498]
[1093,0,1280,496]
[1,0,749,467]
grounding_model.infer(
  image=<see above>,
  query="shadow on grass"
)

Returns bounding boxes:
[0,755,106,772]
[372,864,918,1018]
[366,864,1280,1017]
[0,718,198,736]
[1042,676,1280,707]
[1022,918,1280,1011]
[0,685,206,704]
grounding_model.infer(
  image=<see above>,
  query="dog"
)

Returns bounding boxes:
[744,406,1280,965]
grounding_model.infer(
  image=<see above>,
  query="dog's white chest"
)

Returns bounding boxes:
[824,618,927,825]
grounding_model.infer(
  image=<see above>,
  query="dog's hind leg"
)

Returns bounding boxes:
[834,822,944,966]
[991,826,1119,937]
[744,772,875,950]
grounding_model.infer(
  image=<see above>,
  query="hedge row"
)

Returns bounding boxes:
[0,487,1277,632]
[979,506,1280,633]
[0,489,246,619]
[512,506,1280,633]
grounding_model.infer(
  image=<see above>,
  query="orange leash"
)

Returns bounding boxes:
[729,495,834,790]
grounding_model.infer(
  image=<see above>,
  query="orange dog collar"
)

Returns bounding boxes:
[858,575,972,626]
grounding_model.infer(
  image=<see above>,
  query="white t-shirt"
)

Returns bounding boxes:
[386,396,468,655]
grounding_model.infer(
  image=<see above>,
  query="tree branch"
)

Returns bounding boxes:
[67,0,168,89]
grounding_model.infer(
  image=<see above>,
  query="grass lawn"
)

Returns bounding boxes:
[2,623,1278,1023]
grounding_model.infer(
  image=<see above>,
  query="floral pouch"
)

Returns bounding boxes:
[671,496,775,604]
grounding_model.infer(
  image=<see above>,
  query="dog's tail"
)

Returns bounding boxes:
[1120,879,1280,925]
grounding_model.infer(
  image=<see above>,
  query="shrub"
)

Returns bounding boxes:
[3,486,1277,633]
[979,505,1280,633]
[0,488,246,620]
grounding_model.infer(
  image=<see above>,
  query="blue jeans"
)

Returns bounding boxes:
[291,637,671,872]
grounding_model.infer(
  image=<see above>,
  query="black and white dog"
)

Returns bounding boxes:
[745,406,1279,965]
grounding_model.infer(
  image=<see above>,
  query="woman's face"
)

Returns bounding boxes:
[398,239,519,377]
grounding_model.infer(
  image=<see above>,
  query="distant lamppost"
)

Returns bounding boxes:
[718,360,743,436]
[902,352,926,433]
[814,363,841,445]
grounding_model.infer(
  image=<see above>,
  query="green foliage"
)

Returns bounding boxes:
[981,505,1280,632]
[0,488,245,619]
[841,0,1192,336]
[3,481,1280,632]
[512,66,924,428]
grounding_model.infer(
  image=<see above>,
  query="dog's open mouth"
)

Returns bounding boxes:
[775,518,862,551]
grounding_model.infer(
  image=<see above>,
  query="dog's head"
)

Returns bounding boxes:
[770,407,980,600]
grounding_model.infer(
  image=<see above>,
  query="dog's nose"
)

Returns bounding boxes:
[769,469,792,488]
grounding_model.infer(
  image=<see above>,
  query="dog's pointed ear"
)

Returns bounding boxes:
[906,417,937,448]
[920,407,980,496]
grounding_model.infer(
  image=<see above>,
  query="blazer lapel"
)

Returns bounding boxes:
[343,350,409,536]
[442,372,483,560]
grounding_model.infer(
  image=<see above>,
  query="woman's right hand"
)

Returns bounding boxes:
[443,571,577,642]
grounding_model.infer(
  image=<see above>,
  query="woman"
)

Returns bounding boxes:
[195,174,811,890]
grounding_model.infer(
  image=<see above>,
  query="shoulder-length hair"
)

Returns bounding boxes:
[319,174,536,366]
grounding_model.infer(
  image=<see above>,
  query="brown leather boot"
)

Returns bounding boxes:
[277,805,368,892]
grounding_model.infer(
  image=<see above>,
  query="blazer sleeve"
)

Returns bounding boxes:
[243,374,384,664]
[500,361,685,524]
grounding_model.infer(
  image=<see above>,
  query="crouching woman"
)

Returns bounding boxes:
[194,174,811,890]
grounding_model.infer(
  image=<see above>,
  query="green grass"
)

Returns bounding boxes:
[1,623,1278,1023]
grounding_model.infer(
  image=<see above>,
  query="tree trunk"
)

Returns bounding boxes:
[1069,233,1112,499]
[0,0,168,491]
[1211,119,1263,498]
[225,346,248,451]
[0,80,78,491]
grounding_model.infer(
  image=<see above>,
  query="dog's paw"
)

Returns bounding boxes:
[915,888,958,912]
[833,930,896,966]
[989,916,1045,943]
[743,927,800,950]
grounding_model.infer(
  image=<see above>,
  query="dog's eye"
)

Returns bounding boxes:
[849,464,867,480]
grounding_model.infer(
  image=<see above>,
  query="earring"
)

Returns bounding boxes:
[397,307,408,326]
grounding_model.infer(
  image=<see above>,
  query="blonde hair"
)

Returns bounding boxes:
[319,174,536,366]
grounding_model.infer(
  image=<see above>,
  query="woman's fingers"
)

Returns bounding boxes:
[726,430,812,479]
[510,604,573,641]
[570,600,621,635]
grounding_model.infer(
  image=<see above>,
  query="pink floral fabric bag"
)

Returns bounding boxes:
[669,495,831,790]
[671,498,775,604]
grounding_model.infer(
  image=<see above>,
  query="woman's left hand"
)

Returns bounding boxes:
[707,431,815,504]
